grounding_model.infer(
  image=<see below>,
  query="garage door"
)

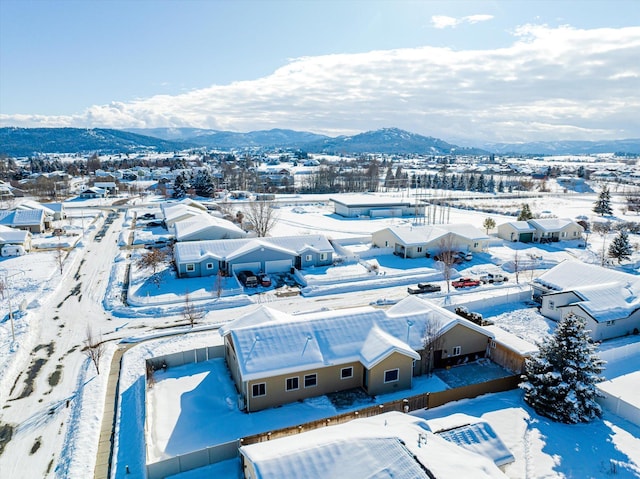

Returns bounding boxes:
[231,262,261,274]
[265,259,292,273]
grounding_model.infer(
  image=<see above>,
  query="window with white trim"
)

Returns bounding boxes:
[206,263,214,270]
[341,367,353,379]
[452,346,462,356]
[320,253,327,260]
[490,340,497,349]
[304,373,317,388]
[417,246,423,253]
[285,377,299,391]
[384,368,399,383]
[252,383,266,397]
[186,263,195,272]
[305,254,312,262]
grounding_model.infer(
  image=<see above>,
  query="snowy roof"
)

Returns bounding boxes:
[240,411,507,479]
[0,209,45,227]
[173,213,246,241]
[220,297,492,381]
[16,200,55,215]
[597,371,640,409]
[162,204,203,223]
[433,416,515,468]
[500,221,536,232]
[0,225,30,243]
[174,235,333,264]
[528,218,581,232]
[537,262,640,322]
[483,326,538,356]
[330,194,414,207]
[377,225,449,245]
[439,223,491,241]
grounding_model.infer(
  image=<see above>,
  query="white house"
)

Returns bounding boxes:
[533,261,640,341]
[173,213,247,242]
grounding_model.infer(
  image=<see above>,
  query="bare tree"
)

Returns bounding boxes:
[136,248,168,287]
[513,250,521,284]
[214,270,224,299]
[55,240,66,275]
[84,326,105,375]
[592,221,612,266]
[243,199,279,237]
[421,317,445,376]
[182,290,204,327]
[437,234,458,293]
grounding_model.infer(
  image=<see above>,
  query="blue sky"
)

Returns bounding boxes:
[1,0,639,142]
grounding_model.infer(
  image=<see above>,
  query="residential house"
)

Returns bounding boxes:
[331,194,425,218]
[161,204,206,228]
[239,412,507,479]
[533,261,640,341]
[0,208,48,233]
[79,187,107,199]
[0,225,32,252]
[93,181,118,195]
[527,218,584,243]
[219,296,494,412]
[496,221,537,243]
[372,223,489,258]
[173,235,335,278]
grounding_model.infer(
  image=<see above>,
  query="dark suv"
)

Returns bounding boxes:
[237,270,258,287]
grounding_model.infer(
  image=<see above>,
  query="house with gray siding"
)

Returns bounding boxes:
[173,235,335,278]
[331,194,425,218]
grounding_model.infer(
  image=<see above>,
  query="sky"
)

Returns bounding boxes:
[0,0,639,143]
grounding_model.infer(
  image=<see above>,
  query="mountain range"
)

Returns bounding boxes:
[1,126,638,157]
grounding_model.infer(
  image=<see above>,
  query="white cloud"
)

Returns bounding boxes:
[431,14,493,29]
[2,24,639,142]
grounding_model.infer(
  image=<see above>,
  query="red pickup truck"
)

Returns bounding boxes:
[451,277,481,288]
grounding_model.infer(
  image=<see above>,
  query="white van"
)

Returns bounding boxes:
[1,245,26,257]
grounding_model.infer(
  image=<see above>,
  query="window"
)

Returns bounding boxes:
[606,320,616,326]
[384,241,389,247]
[186,263,195,272]
[561,232,567,238]
[490,340,497,349]
[417,246,423,253]
[285,377,299,391]
[384,369,399,383]
[320,253,327,260]
[206,263,214,270]
[474,242,479,248]
[252,383,266,397]
[341,367,353,379]
[548,300,555,310]
[305,254,312,262]
[452,346,462,356]
[304,373,317,388]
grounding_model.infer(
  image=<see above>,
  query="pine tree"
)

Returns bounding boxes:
[517,203,534,221]
[172,173,189,199]
[593,186,613,216]
[521,313,605,423]
[608,229,633,263]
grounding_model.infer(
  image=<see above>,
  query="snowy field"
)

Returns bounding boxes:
[1,187,640,478]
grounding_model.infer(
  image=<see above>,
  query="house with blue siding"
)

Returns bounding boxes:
[173,235,335,278]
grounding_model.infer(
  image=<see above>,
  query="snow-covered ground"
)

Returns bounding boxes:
[1,188,640,478]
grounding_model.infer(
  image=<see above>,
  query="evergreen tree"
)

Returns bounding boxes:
[517,203,534,221]
[521,313,605,423]
[486,175,496,193]
[593,186,613,216]
[172,173,189,199]
[193,170,215,197]
[608,229,633,263]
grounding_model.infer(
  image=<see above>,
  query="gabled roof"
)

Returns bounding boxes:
[173,235,334,264]
[534,260,640,293]
[226,238,296,261]
[439,223,491,241]
[240,411,507,479]
[173,213,246,241]
[0,209,45,227]
[220,296,492,381]
[0,225,31,243]
[500,221,536,232]
[528,218,582,232]
[375,223,489,246]
[360,326,420,369]
[161,204,203,224]
[330,194,415,207]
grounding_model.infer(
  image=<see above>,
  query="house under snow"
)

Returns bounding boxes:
[533,260,640,341]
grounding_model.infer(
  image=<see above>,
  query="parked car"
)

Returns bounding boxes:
[458,251,473,261]
[237,270,258,287]
[259,274,272,287]
[407,283,442,294]
[451,277,481,288]
[434,252,463,264]
[480,273,509,283]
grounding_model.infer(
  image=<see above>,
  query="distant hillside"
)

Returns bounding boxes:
[481,139,640,155]
[302,127,490,155]
[126,127,330,149]
[0,127,189,157]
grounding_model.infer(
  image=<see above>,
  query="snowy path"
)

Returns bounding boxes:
[0,209,123,479]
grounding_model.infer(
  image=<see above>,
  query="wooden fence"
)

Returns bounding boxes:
[241,374,520,446]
